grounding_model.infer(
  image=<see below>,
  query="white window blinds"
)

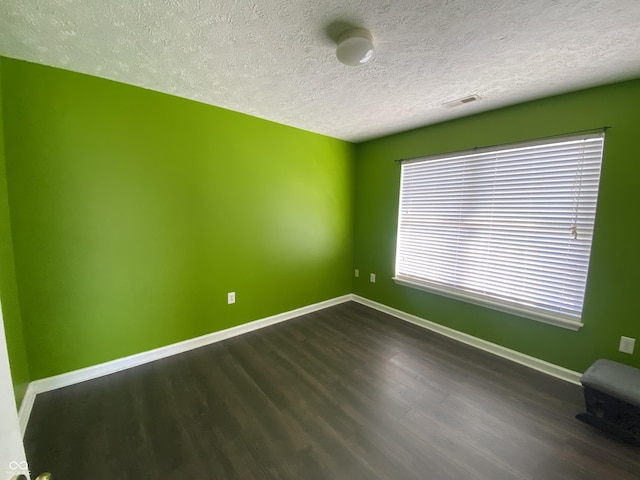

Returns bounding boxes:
[394,133,605,330]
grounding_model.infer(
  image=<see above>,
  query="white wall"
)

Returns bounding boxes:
[0,306,28,480]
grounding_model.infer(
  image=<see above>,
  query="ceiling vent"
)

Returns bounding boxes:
[442,94,481,108]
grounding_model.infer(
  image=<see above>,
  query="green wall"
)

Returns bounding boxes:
[353,79,640,372]
[0,57,354,380]
[0,63,30,404]
[2,54,638,389]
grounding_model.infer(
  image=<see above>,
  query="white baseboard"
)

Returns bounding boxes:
[351,295,582,385]
[18,294,352,436]
[19,293,582,437]
[18,382,37,437]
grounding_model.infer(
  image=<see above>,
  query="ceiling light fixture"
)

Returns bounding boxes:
[336,28,375,66]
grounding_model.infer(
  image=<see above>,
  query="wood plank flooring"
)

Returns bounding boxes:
[24,302,640,479]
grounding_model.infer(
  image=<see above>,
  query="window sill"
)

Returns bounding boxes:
[393,276,583,331]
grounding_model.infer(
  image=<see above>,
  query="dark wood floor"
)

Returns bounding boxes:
[25,302,640,479]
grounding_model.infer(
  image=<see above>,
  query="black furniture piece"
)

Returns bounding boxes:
[577,359,640,444]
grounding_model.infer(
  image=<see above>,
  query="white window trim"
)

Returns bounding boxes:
[394,132,605,331]
[392,276,583,330]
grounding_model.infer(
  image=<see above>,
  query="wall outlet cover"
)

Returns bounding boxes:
[370,273,376,283]
[619,336,635,354]
[227,292,236,304]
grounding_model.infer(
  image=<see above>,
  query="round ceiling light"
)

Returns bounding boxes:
[336,28,375,66]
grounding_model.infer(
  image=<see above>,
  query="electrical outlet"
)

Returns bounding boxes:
[619,336,635,354]
[227,292,236,304]
[354,269,359,277]
[370,273,376,283]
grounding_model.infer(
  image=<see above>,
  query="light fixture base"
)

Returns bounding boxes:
[336,28,375,66]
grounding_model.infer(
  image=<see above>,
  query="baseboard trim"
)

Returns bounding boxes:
[351,295,582,386]
[18,293,582,437]
[18,294,352,436]
[18,382,37,438]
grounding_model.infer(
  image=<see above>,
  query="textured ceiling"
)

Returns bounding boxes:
[1,0,639,142]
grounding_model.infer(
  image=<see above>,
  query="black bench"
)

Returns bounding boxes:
[576,359,640,444]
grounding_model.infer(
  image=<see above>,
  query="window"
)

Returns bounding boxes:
[394,133,605,330]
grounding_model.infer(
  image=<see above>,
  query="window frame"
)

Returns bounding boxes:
[393,132,605,331]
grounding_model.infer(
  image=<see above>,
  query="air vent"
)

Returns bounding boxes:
[442,94,481,108]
